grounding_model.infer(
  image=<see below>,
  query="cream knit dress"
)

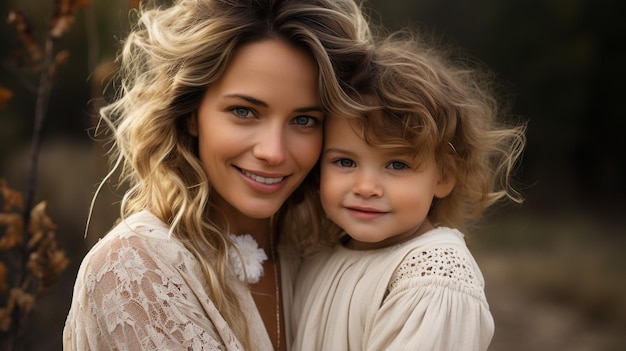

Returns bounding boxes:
[291,227,494,351]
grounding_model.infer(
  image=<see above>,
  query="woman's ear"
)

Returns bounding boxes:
[434,173,456,199]
[187,113,199,137]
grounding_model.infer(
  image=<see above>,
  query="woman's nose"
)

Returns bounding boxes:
[252,123,287,165]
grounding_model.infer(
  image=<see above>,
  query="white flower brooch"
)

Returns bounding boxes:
[227,234,268,284]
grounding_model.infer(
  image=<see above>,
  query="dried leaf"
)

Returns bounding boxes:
[0,213,23,251]
[27,232,69,292]
[0,179,24,212]
[49,50,71,77]
[50,17,74,39]
[76,0,91,9]
[0,87,13,109]
[0,180,25,251]
[50,0,90,39]
[28,202,56,245]
[7,9,42,64]
[55,50,70,66]
[27,228,44,249]
[0,262,7,292]
[27,202,53,251]
[26,202,69,291]
[10,288,35,314]
[0,308,10,332]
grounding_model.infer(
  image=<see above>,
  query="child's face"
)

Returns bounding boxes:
[320,116,455,250]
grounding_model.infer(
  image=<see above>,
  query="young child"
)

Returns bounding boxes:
[291,32,526,351]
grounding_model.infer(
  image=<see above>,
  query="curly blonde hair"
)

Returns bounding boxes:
[93,0,372,348]
[336,30,526,236]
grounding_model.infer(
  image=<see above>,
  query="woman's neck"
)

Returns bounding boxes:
[220,210,272,250]
[209,195,273,248]
[233,220,272,251]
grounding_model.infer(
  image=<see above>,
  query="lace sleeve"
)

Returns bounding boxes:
[66,233,226,350]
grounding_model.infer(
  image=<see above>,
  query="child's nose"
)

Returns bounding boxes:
[352,172,383,198]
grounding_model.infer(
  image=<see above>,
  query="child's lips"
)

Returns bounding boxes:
[346,205,385,213]
[344,205,389,219]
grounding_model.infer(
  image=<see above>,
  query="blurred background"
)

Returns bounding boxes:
[1,0,624,350]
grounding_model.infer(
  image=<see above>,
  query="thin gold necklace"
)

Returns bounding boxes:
[269,233,280,351]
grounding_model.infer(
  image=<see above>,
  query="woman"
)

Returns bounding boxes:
[63,0,371,349]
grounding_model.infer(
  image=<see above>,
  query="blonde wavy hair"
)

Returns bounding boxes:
[331,31,526,237]
[93,0,372,348]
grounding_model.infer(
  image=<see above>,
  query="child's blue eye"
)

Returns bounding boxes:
[335,159,355,168]
[388,161,409,170]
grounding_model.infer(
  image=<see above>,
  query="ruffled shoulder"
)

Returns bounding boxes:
[388,227,485,298]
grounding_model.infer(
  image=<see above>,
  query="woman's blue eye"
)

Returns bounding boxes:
[335,159,355,168]
[232,107,253,118]
[292,116,316,127]
[388,161,409,170]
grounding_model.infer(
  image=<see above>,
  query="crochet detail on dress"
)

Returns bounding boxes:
[389,246,483,292]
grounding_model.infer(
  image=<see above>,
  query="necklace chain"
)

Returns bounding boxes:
[269,233,280,351]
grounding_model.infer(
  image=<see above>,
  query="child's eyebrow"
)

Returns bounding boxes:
[323,147,356,156]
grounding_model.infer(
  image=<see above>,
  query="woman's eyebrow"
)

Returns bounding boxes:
[224,93,323,113]
[295,106,324,113]
[224,94,267,107]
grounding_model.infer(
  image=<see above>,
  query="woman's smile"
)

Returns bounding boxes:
[240,168,287,185]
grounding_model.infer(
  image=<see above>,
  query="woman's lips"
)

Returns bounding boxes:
[241,169,285,184]
[236,166,289,194]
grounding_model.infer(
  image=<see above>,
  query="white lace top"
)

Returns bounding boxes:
[63,210,283,351]
[291,227,494,351]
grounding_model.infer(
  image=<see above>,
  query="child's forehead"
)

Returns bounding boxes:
[352,122,430,154]
[380,143,431,159]
[378,146,420,159]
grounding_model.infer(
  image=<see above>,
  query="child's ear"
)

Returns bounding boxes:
[187,113,199,137]
[434,173,455,199]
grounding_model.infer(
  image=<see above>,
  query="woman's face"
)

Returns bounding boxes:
[191,39,324,228]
